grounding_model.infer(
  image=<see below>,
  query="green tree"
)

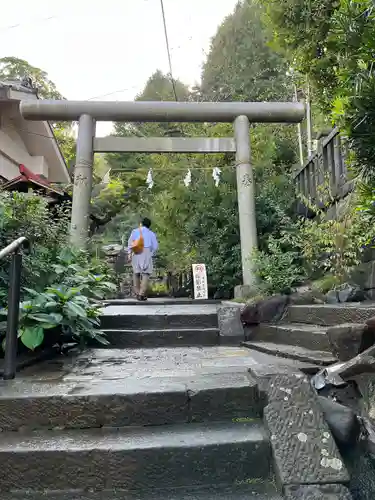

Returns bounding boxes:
[201,0,292,102]
[260,0,375,180]
[0,56,75,168]
[0,56,62,99]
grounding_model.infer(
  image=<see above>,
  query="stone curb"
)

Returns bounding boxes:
[217,304,245,345]
[260,373,350,491]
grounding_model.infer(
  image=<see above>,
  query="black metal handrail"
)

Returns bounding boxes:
[1,237,28,380]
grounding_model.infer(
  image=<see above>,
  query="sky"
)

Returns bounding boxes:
[0,0,238,136]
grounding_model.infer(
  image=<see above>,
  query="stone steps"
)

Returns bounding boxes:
[0,422,271,491]
[0,346,283,497]
[0,297,353,499]
[247,323,331,351]
[101,328,220,348]
[1,483,283,499]
[0,371,264,431]
[242,341,337,366]
[100,304,219,331]
[285,303,375,326]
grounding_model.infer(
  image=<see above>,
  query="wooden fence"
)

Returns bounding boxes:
[293,128,353,206]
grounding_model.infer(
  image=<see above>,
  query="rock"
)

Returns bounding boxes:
[289,287,325,305]
[365,315,375,336]
[327,323,375,361]
[240,294,288,325]
[359,416,375,458]
[284,484,352,499]
[337,285,367,303]
[240,302,258,325]
[326,290,339,304]
[317,396,360,449]
[217,304,245,344]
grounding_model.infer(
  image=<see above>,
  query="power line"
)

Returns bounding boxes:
[0,15,57,33]
[159,0,178,101]
[87,85,140,101]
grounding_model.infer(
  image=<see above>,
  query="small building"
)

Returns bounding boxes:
[0,78,70,185]
[1,163,70,207]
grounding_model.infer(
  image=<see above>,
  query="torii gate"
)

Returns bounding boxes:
[20,100,304,295]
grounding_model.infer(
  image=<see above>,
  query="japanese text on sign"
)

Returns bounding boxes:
[192,263,208,300]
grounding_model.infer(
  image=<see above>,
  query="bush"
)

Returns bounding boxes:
[0,192,71,299]
[253,236,306,295]
[298,193,375,283]
[0,191,117,352]
[0,285,108,352]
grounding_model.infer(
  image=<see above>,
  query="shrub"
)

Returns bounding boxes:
[0,192,71,299]
[0,191,117,352]
[0,285,108,351]
[253,236,306,295]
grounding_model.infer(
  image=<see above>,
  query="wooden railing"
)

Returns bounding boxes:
[293,128,354,207]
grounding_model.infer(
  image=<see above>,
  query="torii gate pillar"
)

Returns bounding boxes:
[19,100,305,292]
[234,115,257,292]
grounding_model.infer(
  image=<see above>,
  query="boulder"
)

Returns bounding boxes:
[240,294,288,325]
[337,285,367,303]
[327,323,375,361]
[326,290,340,304]
[317,396,360,449]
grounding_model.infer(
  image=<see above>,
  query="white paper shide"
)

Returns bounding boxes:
[192,263,208,300]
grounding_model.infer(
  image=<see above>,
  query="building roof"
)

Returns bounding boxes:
[0,78,71,184]
[1,164,65,197]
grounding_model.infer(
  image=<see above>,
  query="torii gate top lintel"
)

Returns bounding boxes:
[19,98,305,294]
[20,100,305,123]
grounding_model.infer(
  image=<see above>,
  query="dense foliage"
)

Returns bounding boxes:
[0,193,116,352]
[260,0,375,180]
[201,0,292,102]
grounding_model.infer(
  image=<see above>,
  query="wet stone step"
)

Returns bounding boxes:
[248,323,330,352]
[100,304,219,330]
[242,341,337,366]
[0,372,264,431]
[0,422,271,491]
[1,482,283,499]
[101,328,220,348]
[285,303,375,326]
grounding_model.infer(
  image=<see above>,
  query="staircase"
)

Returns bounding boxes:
[100,301,221,347]
[0,300,353,499]
[243,302,375,366]
[0,300,283,499]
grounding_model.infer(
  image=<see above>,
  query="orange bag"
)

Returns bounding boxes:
[131,226,144,254]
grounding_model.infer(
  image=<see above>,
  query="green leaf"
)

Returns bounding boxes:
[20,326,44,350]
[53,264,66,275]
[64,301,87,318]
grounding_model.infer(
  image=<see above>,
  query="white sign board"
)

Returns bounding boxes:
[192,264,208,300]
